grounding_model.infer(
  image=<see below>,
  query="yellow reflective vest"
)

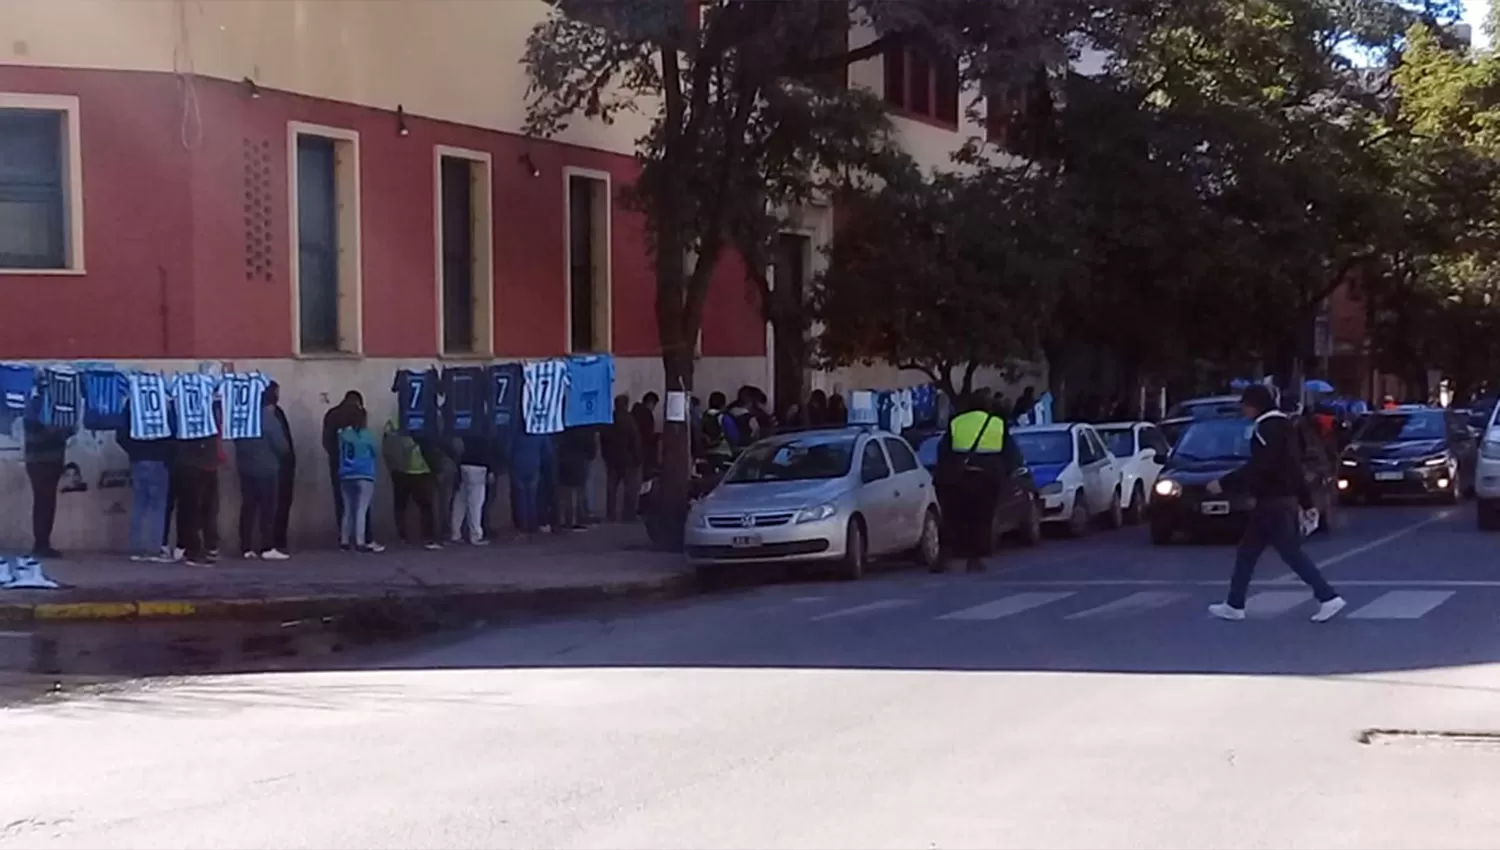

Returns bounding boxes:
[948,410,1006,454]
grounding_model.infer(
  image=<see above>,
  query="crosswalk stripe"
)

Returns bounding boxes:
[1245,591,1308,617]
[1065,591,1186,620]
[937,592,1075,621]
[811,599,914,622]
[1348,590,1455,620]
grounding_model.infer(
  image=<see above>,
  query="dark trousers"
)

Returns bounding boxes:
[511,471,541,533]
[328,455,371,545]
[391,471,437,544]
[176,468,219,561]
[238,473,278,554]
[273,459,296,551]
[25,460,63,552]
[1227,497,1338,609]
[939,471,999,559]
[605,464,642,521]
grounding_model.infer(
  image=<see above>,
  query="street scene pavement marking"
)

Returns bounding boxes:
[810,599,914,621]
[1348,590,1456,620]
[1064,590,1186,620]
[1242,591,1310,617]
[1270,509,1454,582]
[936,592,1076,621]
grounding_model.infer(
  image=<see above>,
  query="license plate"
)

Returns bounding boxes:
[730,534,762,548]
[1374,471,1404,481]
[1201,501,1230,516]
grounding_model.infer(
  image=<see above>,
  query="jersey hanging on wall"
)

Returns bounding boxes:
[221,372,270,440]
[0,363,34,434]
[441,366,488,437]
[128,372,173,440]
[38,366,81,432]
[82,368,129,431]
[392,368,439,434]
[563,354,615,428]
[523,359,569,435]
[490,362,522,434]
[171,372,220,440]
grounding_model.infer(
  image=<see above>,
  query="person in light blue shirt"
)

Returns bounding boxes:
[336,409,384,553]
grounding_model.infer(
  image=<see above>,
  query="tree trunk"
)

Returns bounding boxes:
[652,342,696,550]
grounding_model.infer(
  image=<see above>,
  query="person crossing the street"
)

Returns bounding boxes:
[1206,384,1347,623]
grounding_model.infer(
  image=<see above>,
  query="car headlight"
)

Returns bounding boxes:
[1154,479,1182,498]
[795,503,837,524]
[1340,458,1358,468]
[1422,454,1450,467]
[1040,482,1064,496]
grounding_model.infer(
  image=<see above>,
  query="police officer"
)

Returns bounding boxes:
[935,393,1021,573]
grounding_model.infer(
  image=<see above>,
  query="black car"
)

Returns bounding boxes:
[1147,416,1337,544]
[1158,416,1195,449]
[1338,407,1476,503]
[911,429,1043,550]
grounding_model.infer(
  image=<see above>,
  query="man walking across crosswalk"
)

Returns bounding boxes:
[1205,384,1347,623]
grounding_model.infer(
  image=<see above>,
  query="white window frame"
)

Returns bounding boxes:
[0,93,85,275]
[434,145,495,358]
[562,166,613,354]
[287,121,363,356]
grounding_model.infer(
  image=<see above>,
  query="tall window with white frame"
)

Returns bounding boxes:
[0,106,73,270]
[438,152,492,355]
[294,127,359,355]
[567,173,610,353]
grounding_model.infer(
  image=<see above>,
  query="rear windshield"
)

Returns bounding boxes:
[724,436,855,483]
[1352,412,1445,443]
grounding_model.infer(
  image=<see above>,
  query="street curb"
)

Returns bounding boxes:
[0,573,699,625]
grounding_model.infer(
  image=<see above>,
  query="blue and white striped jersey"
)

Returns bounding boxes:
[82,368,129,431]
[523,359,569,435]
[128,372,173,440]
[221,372,270,440]
[0,363,35,434]
[171,372,220,440]
[38,366,80,432]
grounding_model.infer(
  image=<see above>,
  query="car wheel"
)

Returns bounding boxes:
[1017,498,1043,547]
[915,508,944,572]
[1103,488,1124,530]
[1479,499,1500,531]
[1065,491,1090,538]
[1150,520,1174,545]
[841,517,867,580]
[1124,482,1146,525]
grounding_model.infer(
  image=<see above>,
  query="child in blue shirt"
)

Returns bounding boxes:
[337,409,385,553]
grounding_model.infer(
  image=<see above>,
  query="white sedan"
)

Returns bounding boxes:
[1094,421,1170,524]
[1012,423,1126,536]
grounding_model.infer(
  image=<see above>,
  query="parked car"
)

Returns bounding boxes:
[1339,406,1476,505]
[1012,423,1125,536]
[1476,404,1500,529]
[1094,421,1171,524]
[909,427,1043,550]
[684,427,941,580]
[1148,416,1337,544]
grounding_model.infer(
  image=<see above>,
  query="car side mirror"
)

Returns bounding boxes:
[1141,448,1157,461]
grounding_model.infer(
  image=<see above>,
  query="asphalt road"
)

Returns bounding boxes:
[6,501,1500,849]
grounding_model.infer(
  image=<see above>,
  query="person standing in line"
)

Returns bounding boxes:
[556,426,594,530]
[268,382,297,553]
[117,412,174,562]
[322,391,368,545]
[173,434,219,567]
[510,429,547,539]
[602,394,643,522]
[23,416,69,559]
[383,417,441,549]
[234,395,291,561]
[450,432,492,546]
[1206,384,1346,623]
[336,408,385,553]
[631,392,660,474]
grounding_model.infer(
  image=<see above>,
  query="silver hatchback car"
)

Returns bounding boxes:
[685,427,943,580]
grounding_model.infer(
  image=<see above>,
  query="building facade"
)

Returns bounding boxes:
[0,0,1025,550]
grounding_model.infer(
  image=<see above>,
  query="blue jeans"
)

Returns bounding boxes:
[340,478,375,547]
[511,471,541,533]
[129,460,170,556]
[1227,497,1338,608]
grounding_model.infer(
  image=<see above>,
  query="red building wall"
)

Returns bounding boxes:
[0,66,765,362]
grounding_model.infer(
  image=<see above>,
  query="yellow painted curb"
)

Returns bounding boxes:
[33,602,140,620]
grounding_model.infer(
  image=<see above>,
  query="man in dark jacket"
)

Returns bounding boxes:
[23,417,69,558]
[631,392,660,473]
[601,394,643,522]
[268,382,297,552]
[1206,384,1346,622]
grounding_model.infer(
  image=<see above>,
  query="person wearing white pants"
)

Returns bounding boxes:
[450,435,492,545]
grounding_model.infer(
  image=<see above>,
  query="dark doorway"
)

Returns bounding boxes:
[772,233,811,414]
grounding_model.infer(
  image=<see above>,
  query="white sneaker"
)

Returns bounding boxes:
[1312,596,1347,623]
[260,549,290,561]
[470,538,490,547]
[361,542,387,554]
[242,551,259,560]
[423,542,443,551]
[129,554,145,562]
[1208,602,1246,621]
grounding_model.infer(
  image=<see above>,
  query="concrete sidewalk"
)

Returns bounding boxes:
[0,524,693,624]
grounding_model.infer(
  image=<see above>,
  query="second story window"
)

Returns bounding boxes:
[883,45,959,128]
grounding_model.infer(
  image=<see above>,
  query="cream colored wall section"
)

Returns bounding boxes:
[0,0,650,156]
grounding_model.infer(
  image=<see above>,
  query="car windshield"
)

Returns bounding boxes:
[1353,412,1446,443]
[915,435,940,468]
[1173,419,1254,461]
[1096,428,1134,458]
[723,436,855,483]
[1167,399,1241,420]
[1013,431,1074,465]
[1159,420,1191,447]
